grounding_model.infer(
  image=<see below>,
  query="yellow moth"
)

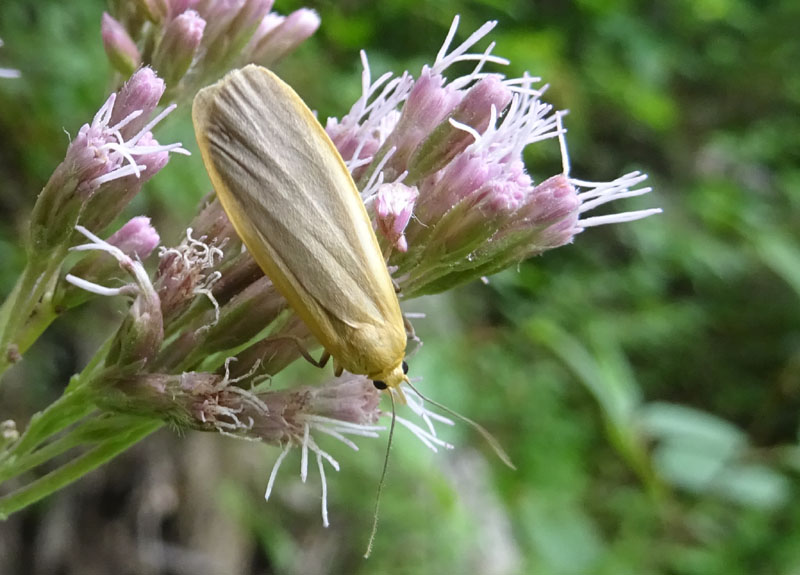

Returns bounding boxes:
[194,67,513,554]
[192,64,409,395]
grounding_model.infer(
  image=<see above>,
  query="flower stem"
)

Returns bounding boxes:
[0,418,161,519]
[0,333,124,472]
[0,415,120,483]
[0,250,66,380]
[0,390,97,480]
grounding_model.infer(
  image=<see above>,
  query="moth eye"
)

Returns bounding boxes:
[373,380,388,390]
[402,361,409,374]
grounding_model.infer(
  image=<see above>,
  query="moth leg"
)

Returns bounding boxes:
[295,342,329,369]
[262,335,330,369]
[402,314,423,357]
[333,359,343,377]
[403,315,418,341]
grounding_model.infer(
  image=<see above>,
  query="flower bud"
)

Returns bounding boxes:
[407,75,511,181]
[166,0,201,20]
[392,155,544,296]
[106,282,164,370]
[0,420,19,451]
[374,182,418,252]
[412,153,491,227]
[154,275,289,372]
[155,228,225,323]
[28,145,103,256]
[226,0,274,48]
[108,216,161,259]
[152,10,206,89]
[107,371,381,446]
[108,67,165,137]
[202,0,269,62]
[244,12,284,56]
[29,68,186,252]
[473,175,580,268]
[248,8,320,66]
[134,0,169,23]
[246,374,382,445]
[171,0,271,92]
[101,13,142,77]
[119,2,319,102]
[395,186,517,297]
[135,132,172,178]
[373,69,462,182]
[188,197,240,251]
[79,132,172,233]
[57,217,161,310]
[401,175,582,296]
[232,314,313,378]
[30,116,172,254]
[63,226,164,370]
[326,116,383,181]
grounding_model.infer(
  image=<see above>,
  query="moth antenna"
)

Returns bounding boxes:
[403,380,516,469]
[364,390,397,558]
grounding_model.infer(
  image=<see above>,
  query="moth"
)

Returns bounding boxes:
[193,65,410,395]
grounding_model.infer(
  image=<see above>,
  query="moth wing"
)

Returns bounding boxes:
[193,65,405,372]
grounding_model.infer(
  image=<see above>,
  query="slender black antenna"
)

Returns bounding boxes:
[404,380,516,470]
[364,389,397,558]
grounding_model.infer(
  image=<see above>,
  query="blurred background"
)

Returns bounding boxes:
[1,0,800,573]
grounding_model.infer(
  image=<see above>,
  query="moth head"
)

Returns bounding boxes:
[372,360,409,391]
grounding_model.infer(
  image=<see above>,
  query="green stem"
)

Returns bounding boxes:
[0,332,117,475]
[65,337,115,393]
[0,334,118,469]
[0,250,65,380]
[1,387,96,465]
[11,307,58,365]
[0,419,161,519]
[605,418,667,503]
[0,264,41,375]
[0,415,112,483]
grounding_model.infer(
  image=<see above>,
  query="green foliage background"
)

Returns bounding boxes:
[1,0,800,573]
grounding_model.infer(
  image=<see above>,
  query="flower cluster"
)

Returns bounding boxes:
[101,0,320,101]
[28,67,187,257]
[326,17,659,298]
[63,214,453,521]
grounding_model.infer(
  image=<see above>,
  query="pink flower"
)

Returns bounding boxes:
[374,183,419,252]
[101,13,141,76]
[29,68,188,254]
[247,8,320,66]
[325,16,659,297]
[107,216,161,260]
[153,9,206,88]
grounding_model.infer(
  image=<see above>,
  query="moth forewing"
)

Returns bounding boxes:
[192,65,407,387]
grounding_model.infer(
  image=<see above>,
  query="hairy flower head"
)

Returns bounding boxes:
[28,67,187,254]
[325,16,660,298]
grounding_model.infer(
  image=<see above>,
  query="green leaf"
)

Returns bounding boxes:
[711,464,790,509]
[651,442,730,491]
[639,402,747,453]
